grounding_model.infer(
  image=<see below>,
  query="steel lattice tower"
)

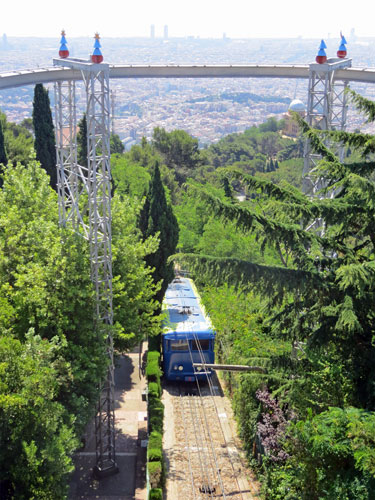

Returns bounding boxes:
[54,57,118,478]
[303,57,352,197]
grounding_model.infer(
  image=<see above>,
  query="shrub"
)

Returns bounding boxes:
[148,431,162,450]
[148,399,164,434]
[148,446,162,462]
[148,431,163,464]
[148,461,162,488]
[146,361,162,383]
[149,487,163,500]
[148,381,161,399]
[263,407,375,499]
[147,351,160,363]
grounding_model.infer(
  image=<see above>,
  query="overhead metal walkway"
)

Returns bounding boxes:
[1,64,375,89]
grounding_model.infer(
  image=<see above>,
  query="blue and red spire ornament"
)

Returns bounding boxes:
[91,33,103,64]
[316,39,327,64]
[59,30,69,59]
[337,32,347,58]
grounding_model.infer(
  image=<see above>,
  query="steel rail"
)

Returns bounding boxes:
[189,395,216,499]
[191,332,244,500]
[185,338,227,498]
[178,289,227,498]
[185,393,215,499]
[2,64,375,90]
[180,394,197,500]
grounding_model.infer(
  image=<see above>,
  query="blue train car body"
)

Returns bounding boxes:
[162,277,215,382]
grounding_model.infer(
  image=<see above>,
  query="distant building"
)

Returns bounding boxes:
[2,33,8,50]
[164,25,168,39]
[150,25,155,39]
[350,28,357,43]
[282,99,306,137]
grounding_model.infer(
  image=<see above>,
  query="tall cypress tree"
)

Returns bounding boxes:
[140,161,179,303]
[32,84,57,190]
[0,117,8,188]
[77,113,87,167]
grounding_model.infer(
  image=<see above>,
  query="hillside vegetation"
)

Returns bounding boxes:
[2,88,375,498]
[114,99,375,498]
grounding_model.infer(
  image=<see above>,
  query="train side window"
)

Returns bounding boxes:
[191,339,210,351]
[169,340,189,351]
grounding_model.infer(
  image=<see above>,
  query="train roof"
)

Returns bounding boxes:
[162,277,214,335]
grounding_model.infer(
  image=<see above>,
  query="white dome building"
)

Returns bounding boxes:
[288,99,306,114]
[282,99,306,137]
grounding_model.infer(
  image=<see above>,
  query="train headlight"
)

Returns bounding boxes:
[173,365,178,370]
[196,366,202,372]
[178,365,184,371]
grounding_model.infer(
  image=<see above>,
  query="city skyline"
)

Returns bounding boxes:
[1,0,374,40]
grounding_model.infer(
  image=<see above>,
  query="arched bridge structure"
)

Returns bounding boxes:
[1,64,375,89]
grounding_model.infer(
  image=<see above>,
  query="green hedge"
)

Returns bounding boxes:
[146,349,164,498]
[148,446,162,462]
[148,398,164,434]
[148,460,162,488]
[148,431,163,462]
[146,360,162,383]
[147,351,160,363]
[148,431,162,450]
[148,381,161,399]
[149,487,162,500]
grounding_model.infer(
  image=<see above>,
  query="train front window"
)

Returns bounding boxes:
[191,339,210,351]
[170,340,189,351]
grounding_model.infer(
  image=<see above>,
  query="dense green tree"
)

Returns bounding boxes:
[258,117,279,133]
[111,194,161,350]
[110,133,124,154]
[0,158,163,496]
[0,162,101,496]
[4,122,34,167]
[0,333,78,499]
[205,122,293,170]
[77,113,87,167]
[152,127,201,184]
[0,111,34,168]
[175,182,281,265]
[32,84,57,189]
[20,117,34,135]
[265,407,375,499]
[0,162,103,421]
[111,155,151,198]
[139,161,179,303]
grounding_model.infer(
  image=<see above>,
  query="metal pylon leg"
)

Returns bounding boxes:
[303,57,351,198]
[54,57,118,478]
[83,66,118,478]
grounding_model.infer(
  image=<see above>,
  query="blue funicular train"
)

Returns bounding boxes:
[162,276,216,382]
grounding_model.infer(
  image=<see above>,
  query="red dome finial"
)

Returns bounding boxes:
[315,40,327,64]
[91,32,103,64]
[337,33,347,58]
[59,29,69,59]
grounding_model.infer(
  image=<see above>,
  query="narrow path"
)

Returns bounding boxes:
[68,345,148,500]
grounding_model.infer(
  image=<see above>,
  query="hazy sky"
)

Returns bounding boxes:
[2,0,373,39]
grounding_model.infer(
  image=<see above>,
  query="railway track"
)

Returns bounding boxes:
[166,380,254,500]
